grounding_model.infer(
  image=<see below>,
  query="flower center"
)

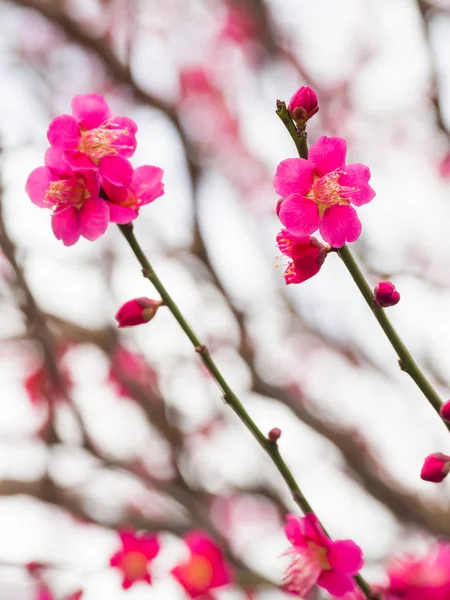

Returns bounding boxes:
[185,555,213,590]
[308,170,356,213]
[308,542,331,570]
[118,191,138,209]
[45,179,87,211]
[78,121,130,163]
[121,551,148,580]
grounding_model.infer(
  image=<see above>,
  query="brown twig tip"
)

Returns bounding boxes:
[276,99,285,113]
[268,427,282,443]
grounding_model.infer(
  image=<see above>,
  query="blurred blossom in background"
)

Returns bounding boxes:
[1,0,450,598]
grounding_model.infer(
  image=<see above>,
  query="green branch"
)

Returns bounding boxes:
[338,245,448,430]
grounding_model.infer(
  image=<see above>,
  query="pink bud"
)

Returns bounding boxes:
[420,453,450,482]
[288,86,319,127]
[441,401,450,422]
[115,298,162,328]
[373,281,400,308]
[268,427,282,443]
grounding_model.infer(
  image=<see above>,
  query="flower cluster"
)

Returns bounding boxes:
[109,529,233,596]
[26,94,164,245]
[274,87,375,284]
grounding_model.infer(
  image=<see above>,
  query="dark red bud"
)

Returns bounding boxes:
[374,281,400,308]
[268,427,282,443]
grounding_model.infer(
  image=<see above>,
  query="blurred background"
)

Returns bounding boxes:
[1,0,450,598]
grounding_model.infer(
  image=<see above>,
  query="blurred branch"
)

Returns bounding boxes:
[43,275,450,538]
[416,0,450,143]
[7,0,200,182]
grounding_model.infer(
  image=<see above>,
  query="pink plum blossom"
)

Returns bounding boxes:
[382,543,450,600]
[283,513,364,597]
[46,94,137,184]
[276,229,327,284]
[115,297,162,328]
[101,164,164,224]
[421,453,450,482]
[109,529,160,589]
[26,157,109,246]
[373,281,400,308]
[171,532,233,598]
[275,136,375,247]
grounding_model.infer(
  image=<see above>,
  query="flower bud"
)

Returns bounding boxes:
[373,281,400,308]
[440,401,450,422]
[268,427,282,443]
[288,86,319,127]
[420,453,450,483]
[115,298,162,328]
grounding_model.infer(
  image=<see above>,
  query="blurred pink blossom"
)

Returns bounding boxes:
[171,532,233,598]
[382,543,450,599]
[109,529,160,589]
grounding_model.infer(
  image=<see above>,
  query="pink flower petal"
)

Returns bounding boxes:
[285,514,307,547]
[320,204,362,247]
[45,147,70,176]
[26,167,51,207]
[51,207,80,246]
[119,531,138,551]
[111,116,138,158]
[327,540,364,574]
[47,115,80,149]
[71,94,111,129]
[121,577,133,590]
[78,196,109,241]
[109,552,123,567]
[279,194,320,236]
[63,150,97,171]
[303,514,329,547]
[140,537,160,560]
[99,156,133,187]
[108,203,138,224]
[210,560,233,588]
[273,158,314,198]
[339,164,376,207]
[185,532,221,559]
[308,136,347,176]
[132,165,165,205]
[317,570,355,596]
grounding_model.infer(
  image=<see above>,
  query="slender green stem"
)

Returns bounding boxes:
[118,223,374,599]
[338,245,449,431]
[276,101,308,159]
[277,100,448,433]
